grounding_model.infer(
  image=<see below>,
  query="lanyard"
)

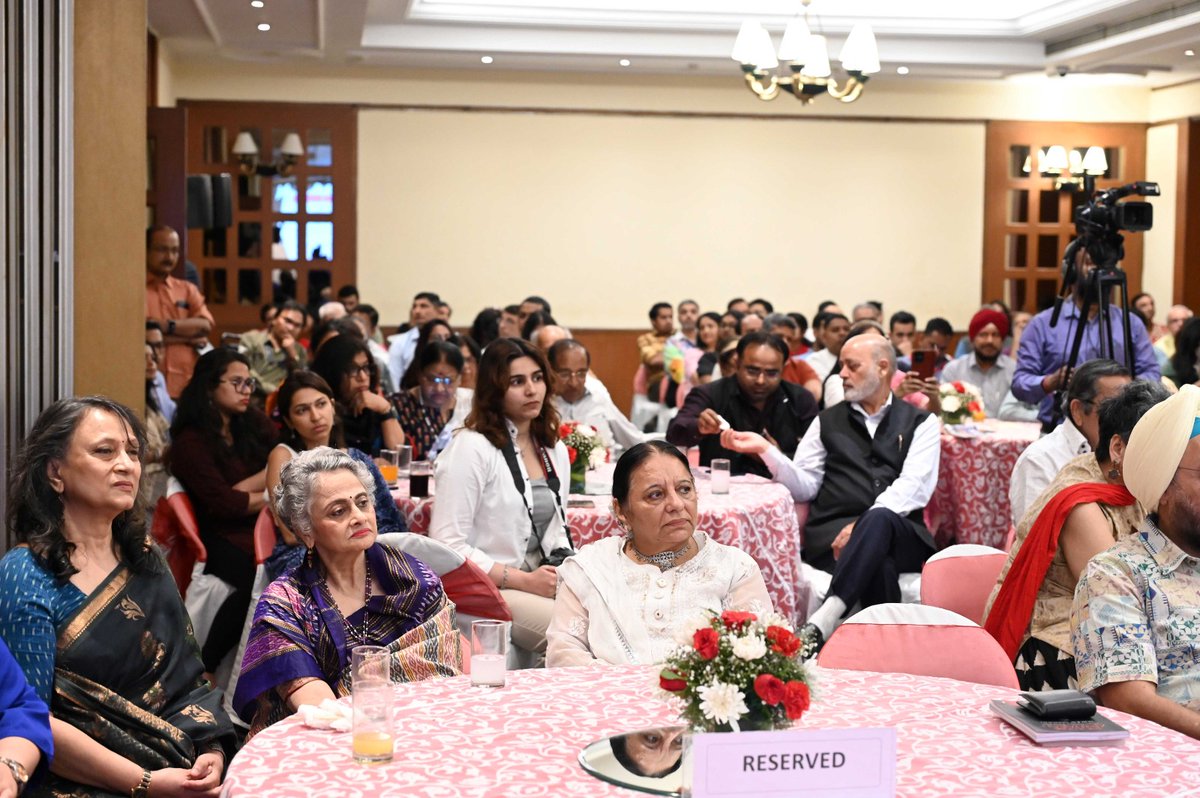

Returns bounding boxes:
[500,438,574,550]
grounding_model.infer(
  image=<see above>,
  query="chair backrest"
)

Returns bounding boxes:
[817,603,1019,689]
[376,533,511,622]
[151,477,206,597]
[919,544,1008,625]
[253,507,278,566]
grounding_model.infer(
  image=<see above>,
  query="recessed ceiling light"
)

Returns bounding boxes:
[251,0,264,7]
[257,22,270,31]
[1187,49,1196,57]
[481,55,494,64]
[897,66,910,75]
[619,58,631,67]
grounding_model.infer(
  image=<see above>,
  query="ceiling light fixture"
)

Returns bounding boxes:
[731,0,879,105]
[619,59,631,67]
[257,22,270,32]
[480,55,494,64]
[251,0,264,7]
[232,131,304,177]
[1187,49,1196,57]
[897,66,909,75]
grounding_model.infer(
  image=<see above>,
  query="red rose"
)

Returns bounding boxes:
[754,674,785,706]
[659,668,687,692]
[967,400,982,412]
[952,381,965,393]
[765,625,800,657]
[559,424,573,439]
[721,610,756,630]
[782,681,811,720]
[567,446,578,464]
[693,628,720,660]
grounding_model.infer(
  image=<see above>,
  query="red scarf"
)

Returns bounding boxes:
[984,481,1135,661]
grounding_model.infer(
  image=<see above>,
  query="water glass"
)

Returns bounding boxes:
[470,620,508,688]
[396,445,413,478]
[351,645,394,764]
[378,449,399,486]
[710,458,731,494]
[409,460,432,499]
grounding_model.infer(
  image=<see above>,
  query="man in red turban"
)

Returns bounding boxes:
[939,308,1015,417]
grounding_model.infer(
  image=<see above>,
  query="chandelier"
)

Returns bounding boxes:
[731,1,880,105]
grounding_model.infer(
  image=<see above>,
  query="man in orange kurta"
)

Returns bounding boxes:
[144,226,214,398]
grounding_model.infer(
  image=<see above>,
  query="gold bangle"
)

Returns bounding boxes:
[131,769,152,798]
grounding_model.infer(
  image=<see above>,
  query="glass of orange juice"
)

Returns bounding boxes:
[351,645,393,765]
[378,450,399,486]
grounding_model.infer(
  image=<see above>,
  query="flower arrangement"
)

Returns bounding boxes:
[559,421,605,491]
[938,380,986,425]
[659,610,813,733]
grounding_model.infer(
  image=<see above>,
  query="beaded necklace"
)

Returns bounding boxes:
[321,556,373,646]
[626,538,693,571]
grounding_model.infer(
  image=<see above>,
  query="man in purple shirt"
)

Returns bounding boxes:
[1012,251,1159,429]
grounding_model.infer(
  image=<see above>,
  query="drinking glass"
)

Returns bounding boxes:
[378,449,399,486]
[351,645,394,764]
[470,620,508,688]
[409,460,432,499]
[710,458,731,494]
[396,445,413,478]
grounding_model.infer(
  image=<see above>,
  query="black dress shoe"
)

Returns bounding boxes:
[799,623,825,657]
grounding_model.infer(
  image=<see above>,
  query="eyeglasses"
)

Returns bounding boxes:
[221,377,259,394]
[344,363,371,378]
[555,369,589,382]
[742,367,781,380]
[423,375,456,387]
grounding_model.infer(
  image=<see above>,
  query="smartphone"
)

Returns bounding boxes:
[910,349,937,381]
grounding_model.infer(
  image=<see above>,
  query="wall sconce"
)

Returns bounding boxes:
[1021,145,1108,192]
[231,131,304,177]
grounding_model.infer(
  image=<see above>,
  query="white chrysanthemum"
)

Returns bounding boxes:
[941,395,961,413]
[589,446,606,468]
[760,611,793,631]
[575,424,597,439]
[674,613,714,646]
[732,633,767,660]
[698,682,748,725]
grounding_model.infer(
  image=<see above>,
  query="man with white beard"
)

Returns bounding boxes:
[720,335,942,653]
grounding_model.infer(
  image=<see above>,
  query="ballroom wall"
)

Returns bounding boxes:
[164,59,1192,329]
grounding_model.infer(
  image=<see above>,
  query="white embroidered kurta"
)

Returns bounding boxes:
[545,533,771,667]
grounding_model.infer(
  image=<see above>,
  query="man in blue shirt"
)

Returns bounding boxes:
[1012,249,1158,430]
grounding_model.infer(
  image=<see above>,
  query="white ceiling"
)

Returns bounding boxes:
[150,0,1200,84]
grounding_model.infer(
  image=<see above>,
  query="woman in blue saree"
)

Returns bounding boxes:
[0,397,235,797]
[233,448,461,737]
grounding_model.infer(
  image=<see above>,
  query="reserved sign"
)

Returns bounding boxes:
[690,727,897,797]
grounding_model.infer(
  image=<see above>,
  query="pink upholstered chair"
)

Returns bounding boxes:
[817,603,1019,689]
[150,477,207,599]
[919,544,1008,625]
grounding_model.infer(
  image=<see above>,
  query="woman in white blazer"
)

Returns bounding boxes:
[430,337,573,663]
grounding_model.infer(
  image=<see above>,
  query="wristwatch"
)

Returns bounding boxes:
[0,757,29,795]
[166,319,177,336]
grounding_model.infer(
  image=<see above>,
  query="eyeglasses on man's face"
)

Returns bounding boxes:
[221,377,259,394]
[555,369,589,382]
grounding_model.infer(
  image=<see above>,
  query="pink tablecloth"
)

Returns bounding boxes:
[927,420,1041,549]
[394,474,811,624]
[221,664,1200,798]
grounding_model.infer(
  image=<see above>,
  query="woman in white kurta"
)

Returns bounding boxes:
[546,441,771,667]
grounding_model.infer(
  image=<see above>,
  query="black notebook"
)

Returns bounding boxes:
[990,699,1129,746]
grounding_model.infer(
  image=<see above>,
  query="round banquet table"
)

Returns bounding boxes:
[393,470,812,624]
[926,419,1041,549]
[220,664,1200,798]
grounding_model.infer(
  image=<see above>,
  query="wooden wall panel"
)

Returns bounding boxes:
[1175,120,1200,310]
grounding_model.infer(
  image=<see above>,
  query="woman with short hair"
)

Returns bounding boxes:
[547,440,771,667]
[234,448,459,736]
[0,396,235,796]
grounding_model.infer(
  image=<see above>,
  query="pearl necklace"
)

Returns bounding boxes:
[627,538,693,571]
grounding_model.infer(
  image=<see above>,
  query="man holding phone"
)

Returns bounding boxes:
[938,309,1016,417]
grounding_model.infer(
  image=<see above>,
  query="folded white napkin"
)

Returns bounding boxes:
[298,699,353,732]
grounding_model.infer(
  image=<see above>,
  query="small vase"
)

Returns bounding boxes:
[569,458,586,493]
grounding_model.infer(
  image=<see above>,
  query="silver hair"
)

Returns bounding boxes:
[763,313,797,332]
[273,446,375,540]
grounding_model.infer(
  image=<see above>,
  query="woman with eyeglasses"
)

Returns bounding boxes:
[170,348,279,675]
[392,341,473,461]
[311,335,403,458]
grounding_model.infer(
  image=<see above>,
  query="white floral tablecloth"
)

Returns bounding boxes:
[221,664,1200,798]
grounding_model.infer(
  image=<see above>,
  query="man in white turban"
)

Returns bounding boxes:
[1071,384,1200,740]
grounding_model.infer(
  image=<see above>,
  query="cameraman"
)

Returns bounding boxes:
[1012,247,1159,433]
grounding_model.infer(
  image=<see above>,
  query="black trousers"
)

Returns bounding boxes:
[826,507,934,612]
[198,532,255,673]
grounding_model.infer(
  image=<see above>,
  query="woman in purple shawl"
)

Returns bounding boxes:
[233,448,460,736]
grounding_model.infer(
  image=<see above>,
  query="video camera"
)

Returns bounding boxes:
[1070,181,1160,271]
